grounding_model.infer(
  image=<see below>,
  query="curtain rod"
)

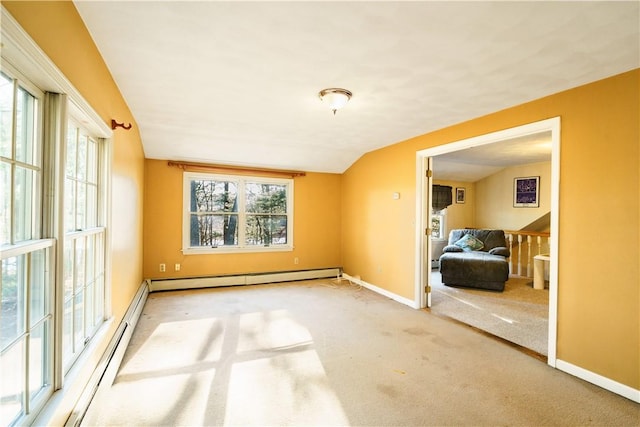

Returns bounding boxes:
[167,161,306,178]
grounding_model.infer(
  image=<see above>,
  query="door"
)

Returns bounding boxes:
[424,157,434,307]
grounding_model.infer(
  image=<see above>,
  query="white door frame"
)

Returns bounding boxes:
[414,117,560,366]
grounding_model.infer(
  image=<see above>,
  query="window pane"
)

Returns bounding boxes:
[13,166,34,242]
[0,339,24,426]
[0,72,13,159]
[86,184,97,228]
[85,283,94,333]
[76,182,86,229]
[94,275,104,326]
[62,297,72,367]
[0,161,11,245]
[29,248,48,325]
[64,178,76,232]
[190,214,237,247]
[75,237,85,293]
[245,183,287,214]
[63,241,74,301]
[15,86,37,166]
[87,139,97,184]
[96,233,104,275]
[190,180,237,213]
[73,291,84,349]
[94,233,105,325]
[66,126,77,178]
[431,215,442,239]
[28,321,50,401]
[86,234,95,286]
[1,256,26,349]
[245,215,287,246]
[77,134,87,181]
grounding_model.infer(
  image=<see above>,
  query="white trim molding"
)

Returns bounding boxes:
[149,268,341,292]
[342,273,418,309]
[415,117,561,367]
[555,359,640,403]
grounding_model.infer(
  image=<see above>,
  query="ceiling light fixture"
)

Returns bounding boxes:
[318,88,352,115]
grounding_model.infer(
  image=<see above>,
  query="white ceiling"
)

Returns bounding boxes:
[432,131,552,182]
[73,1,639,174]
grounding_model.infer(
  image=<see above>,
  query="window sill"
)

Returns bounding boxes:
[182,245,293,255]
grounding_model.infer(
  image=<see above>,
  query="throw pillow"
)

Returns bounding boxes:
[454,234,484,252]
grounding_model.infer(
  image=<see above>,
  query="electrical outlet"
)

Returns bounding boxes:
[159,263,166,272]
[294,257,299,265]
[175,263,181,271]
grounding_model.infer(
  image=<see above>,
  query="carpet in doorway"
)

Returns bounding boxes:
[431,273,548,355]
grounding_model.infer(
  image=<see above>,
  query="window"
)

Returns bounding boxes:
[62,121,106,370]
[0,69,55,427]
[431,209,446,239]
[183,173,293,253]
[1,18,111,423]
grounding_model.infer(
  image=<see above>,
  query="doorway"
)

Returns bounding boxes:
[414,117,560,366]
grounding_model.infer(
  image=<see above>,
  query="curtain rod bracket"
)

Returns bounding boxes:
[111,119,132,130]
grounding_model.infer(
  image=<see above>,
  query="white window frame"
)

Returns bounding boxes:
[0,63,55,427]
[182,172,294,254]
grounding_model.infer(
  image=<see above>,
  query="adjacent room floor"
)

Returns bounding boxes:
[430,271,548,356]
[81,279,638,426]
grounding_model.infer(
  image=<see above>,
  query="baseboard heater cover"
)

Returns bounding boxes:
[149,268,341,292]
[65,281,149,427]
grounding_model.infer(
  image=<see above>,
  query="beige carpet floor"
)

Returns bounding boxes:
[430,272,548,356]
[81,279,638,426]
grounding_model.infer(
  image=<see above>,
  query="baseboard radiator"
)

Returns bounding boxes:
[65,280,149,427]
[149,267,341,292]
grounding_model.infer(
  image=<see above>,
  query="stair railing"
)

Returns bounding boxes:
[504,230,550,277]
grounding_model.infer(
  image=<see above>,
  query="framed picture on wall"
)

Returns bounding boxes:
[514,176,540,207]
[455,187,465,204]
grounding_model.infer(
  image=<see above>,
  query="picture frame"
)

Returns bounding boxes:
[455,187,465,204]
[513,176,540,207]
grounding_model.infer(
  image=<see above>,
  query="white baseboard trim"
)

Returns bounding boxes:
[556,359,640,403]
[341,273,418,308]
[149,268,341,292]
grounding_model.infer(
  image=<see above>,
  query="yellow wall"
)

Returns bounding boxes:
[342,69,639,390]
[475,161,551,230]
[341,145,417,297]
[143,160,341,279]
[4,1,145,422]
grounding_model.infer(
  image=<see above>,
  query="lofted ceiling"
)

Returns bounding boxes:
[432,131,552,182]
[73,1,639,174]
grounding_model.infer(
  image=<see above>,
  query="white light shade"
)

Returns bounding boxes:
[319,88,352,114]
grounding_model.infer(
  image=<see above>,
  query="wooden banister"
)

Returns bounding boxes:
[504,230,550,278]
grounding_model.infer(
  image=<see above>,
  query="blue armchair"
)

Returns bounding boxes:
[439,229,511,291]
